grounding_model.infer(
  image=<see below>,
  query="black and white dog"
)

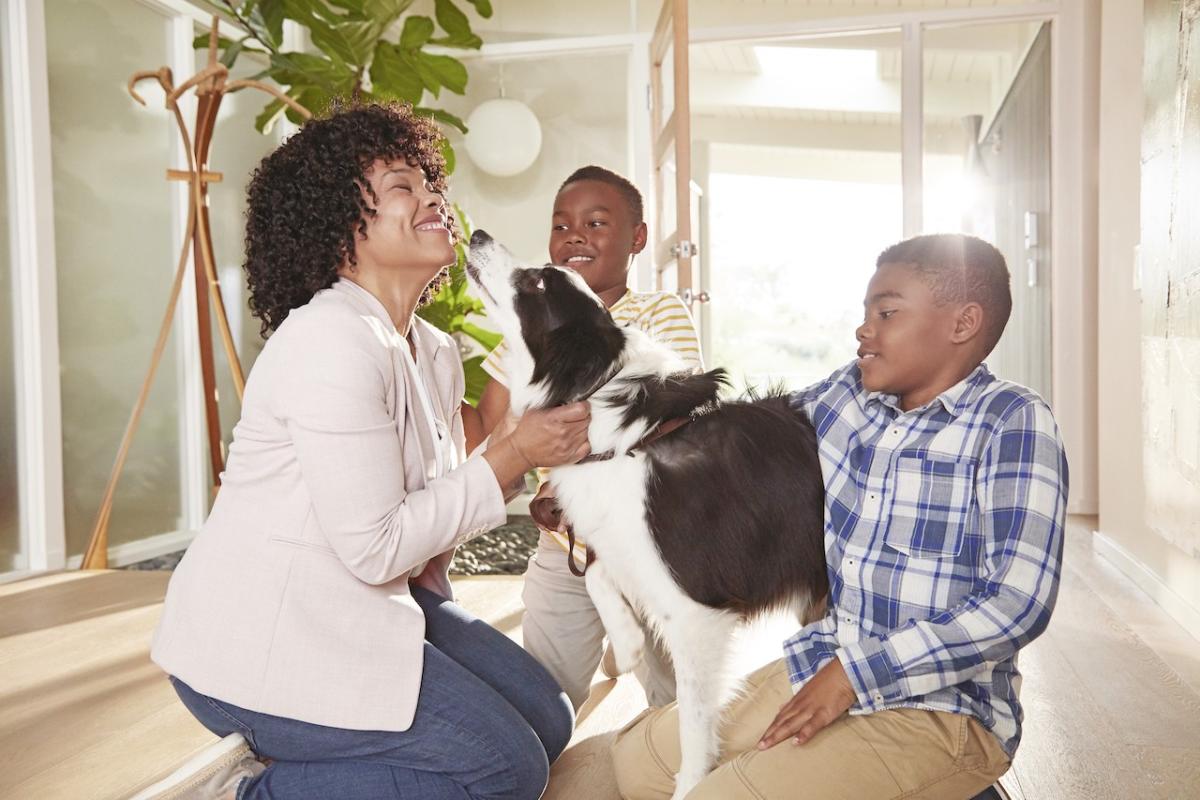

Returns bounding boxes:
[466,230,828,798]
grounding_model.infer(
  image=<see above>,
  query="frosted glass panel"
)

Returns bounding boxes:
[0,9,23,572]
[47,0,183,554]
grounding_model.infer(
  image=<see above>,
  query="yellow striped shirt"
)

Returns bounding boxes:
[482,289,704,558]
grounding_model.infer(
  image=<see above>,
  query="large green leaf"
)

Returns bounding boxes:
[400,15,434,49]
[364,0,415,20]
[292,85,334,121]
[281,0,343,25]
[439,138,456,175]
[254,96,287,133]
[371,42,424,103]
[460,321,502,351]
[462,355,489,407]
[419,52,468,94]
[311,19,381,66]
[254,0,286,48]
[463,0,493,19]
[270,51,355,90]
[193,33,242,51]
[432,0,482,49]
[415,106,468,134]
[219,38,247,68]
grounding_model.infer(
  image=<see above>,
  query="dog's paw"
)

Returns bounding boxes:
[671,771,701,800]
[610,639,645,675]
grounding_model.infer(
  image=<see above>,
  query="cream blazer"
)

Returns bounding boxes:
[151,278,506,732]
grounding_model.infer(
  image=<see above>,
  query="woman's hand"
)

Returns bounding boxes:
[482,402,591,492]
[757,657,857,749]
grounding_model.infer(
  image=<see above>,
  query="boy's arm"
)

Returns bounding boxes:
[472,340,511,447]
[462,401,485,454]
[837,399,1069,711]
[476,379,511,443]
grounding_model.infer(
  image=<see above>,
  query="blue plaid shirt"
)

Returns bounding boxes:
[785,362,1068,756]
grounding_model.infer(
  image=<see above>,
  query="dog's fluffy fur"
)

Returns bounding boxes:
[467,231,828,798]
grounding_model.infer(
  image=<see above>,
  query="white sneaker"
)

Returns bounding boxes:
[129,732,265,800]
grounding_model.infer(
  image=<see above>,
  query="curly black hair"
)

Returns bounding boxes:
[244,100,454,336]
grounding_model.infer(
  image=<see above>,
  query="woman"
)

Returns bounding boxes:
[145,103,586,799]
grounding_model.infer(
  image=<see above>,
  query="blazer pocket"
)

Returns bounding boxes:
[884,456,976,559]
[269,535,338,558]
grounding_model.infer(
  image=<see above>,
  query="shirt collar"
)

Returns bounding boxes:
[608,288,633,313]
[331,277,453,362]
[864,363,994,418]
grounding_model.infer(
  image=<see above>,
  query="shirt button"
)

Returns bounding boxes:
[844,616,853,624]
[890,428,900,436]
[874,693,884,702]
[847,558,856,566]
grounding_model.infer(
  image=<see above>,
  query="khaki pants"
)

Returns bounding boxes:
[522,533,676,709]
[612,659,1010,800]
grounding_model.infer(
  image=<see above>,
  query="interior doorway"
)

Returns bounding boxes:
[688,20,1051,397]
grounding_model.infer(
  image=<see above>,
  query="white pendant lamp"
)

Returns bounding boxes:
[464,98,542,177]
[463,65,542,177]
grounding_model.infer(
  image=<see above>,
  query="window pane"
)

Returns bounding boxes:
[47,0,183,554]
[695,33,904,388]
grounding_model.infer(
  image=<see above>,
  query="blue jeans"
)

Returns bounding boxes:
[171,586,574,799]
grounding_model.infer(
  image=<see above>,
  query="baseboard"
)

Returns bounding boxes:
[1092,528,1200,643]
[64,529,197,570]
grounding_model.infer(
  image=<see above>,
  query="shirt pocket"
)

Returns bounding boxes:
[884,455,976,559]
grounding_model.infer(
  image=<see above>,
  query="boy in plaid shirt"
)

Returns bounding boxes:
[613,234,1068,799]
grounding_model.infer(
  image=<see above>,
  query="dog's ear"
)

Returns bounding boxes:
[618,369,729,428]
[535,321,626,405]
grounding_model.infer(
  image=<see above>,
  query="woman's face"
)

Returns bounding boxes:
[354,159,455,276]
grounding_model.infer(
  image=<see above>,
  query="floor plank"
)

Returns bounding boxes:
[2,518,1198,800]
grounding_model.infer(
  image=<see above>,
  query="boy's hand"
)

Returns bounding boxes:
[758,657,857,749]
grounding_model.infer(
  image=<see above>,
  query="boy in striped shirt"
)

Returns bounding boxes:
[474,166,702,710]
[613,234,1068,799]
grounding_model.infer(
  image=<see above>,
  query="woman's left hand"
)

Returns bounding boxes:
[757,657,857,749]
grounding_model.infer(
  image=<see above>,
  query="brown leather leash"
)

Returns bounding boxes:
[528,417,693,577]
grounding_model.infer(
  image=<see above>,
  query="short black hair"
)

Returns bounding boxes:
[876,233,1012,357]
[558,165,644,224]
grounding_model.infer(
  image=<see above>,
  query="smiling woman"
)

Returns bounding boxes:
[141,102,593,800]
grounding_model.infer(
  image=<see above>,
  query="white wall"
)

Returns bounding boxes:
[1095,0,1200,640]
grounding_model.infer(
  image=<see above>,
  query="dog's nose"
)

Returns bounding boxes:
[469,229,493,248]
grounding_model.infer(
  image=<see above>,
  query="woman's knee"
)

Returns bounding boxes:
[491,726,551,800]
[543,693,575,763]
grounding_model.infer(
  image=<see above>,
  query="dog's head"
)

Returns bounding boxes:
[467,229,627,411]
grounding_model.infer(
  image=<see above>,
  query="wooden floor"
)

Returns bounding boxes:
[1,517,1198,799]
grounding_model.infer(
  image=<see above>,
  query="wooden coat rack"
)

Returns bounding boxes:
[81,19,312,569]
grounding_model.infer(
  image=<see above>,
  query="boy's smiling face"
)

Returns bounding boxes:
[857,262,982,411]
[549,179,647,306]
